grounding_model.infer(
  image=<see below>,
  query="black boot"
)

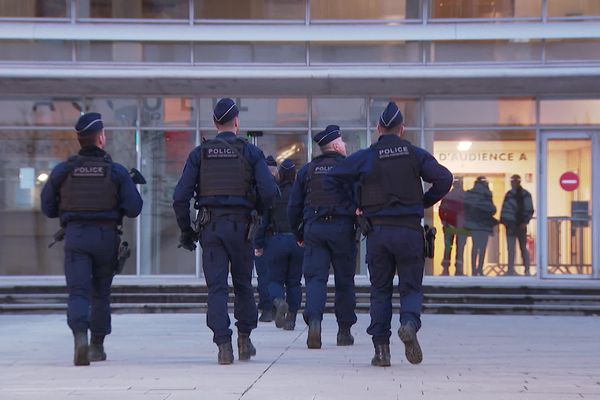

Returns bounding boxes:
[371,344,391,367]
[273,298,289,329]
[258,308,273,323]
[237,333,256,361]
[307,319,322,349]
[217,341,234,365]
[88,334,107,362]
[73,331,90,366]
[398,322,423,365]
[283,311,297,331]
[336,326,354,346]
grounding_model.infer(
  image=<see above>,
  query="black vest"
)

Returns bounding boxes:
[198,138,254,200]
[360,136,423,212]
[270,183,292,233]
[305,153,341,209]
[59,155,118,212]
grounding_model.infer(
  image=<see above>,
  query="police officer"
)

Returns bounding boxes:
[288,125,358,349]
[173,98,277,365]
[255,155,279,322]
[255,159,304,330]
[326,102,452,366]
[40,113,143,366]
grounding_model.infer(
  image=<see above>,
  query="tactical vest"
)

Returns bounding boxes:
[360,137,423,213]
[270,183,292,233]
[59,155,118,212]
[198,138,254,200]
[305,154,340,209]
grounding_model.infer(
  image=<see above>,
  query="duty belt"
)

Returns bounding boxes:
[206,207,251,220]
[317,215,354,223]
[368,216,421,231]
[68,219,119,228]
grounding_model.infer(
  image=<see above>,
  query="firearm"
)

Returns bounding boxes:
[114,240,131,275]
[129,168,147,185]
[48,228,66,248]
[194,207,211,235]
[356,214,372,239]
[424,224,437,259]
[247,210,262,242]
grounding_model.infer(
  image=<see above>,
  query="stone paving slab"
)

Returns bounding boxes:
[1,313,599,400]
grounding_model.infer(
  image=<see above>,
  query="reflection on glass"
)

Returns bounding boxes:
[194,43,305,64]
[370,98,420,128]
[195,0,305,20]
[546,139,592,275]
[428,130,537,277]
[0,0,68,18]
[310,129,367,160]
[310,42,420,64]
[0,98,82,126]
[545,40,600,62]
[312,98,367,128]
[547,0,600,18]
[0,40,71,62]
[140,130,196,274]
[78,0,189,19]
[429,0,541,18]
[254,131,308,171]
[77,42,190,63]
[311,0,421,20]
[540,100,600,125]
[427,41,542,64]
[140,97,195,127]
[199,98,308,128]
[425,99,536,128]
[84,98,138,127]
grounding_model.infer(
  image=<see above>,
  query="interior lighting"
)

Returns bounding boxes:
[457,141,472,152]
[37,173,49,183]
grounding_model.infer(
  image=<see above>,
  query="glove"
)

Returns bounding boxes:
[178,228,197,251]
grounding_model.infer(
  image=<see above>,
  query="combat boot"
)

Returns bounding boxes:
[217,341,234,365]
[283,311,297,331]
[237,333,256,361]
[398,321,423,365]
[73,331,90,366]
[336,326,354,346]
[371,344,391,367]
[259,308,273,322]
[88,334,107,362]
[307,319,322,349]
[273,298,289,329]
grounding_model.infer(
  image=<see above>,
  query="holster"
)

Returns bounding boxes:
[246,210,261,242]
[194,207,211,234]
[357,215,373,238]
[423,224,437,259]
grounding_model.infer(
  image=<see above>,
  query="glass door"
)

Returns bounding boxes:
[539,133,596,278]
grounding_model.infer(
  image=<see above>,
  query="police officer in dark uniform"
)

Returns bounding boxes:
[173,98,277,365]
[326,103,452,367]
[41,113,143,366]
[255,155,279,322]
[288,125,358,349]
[255,159,304,330]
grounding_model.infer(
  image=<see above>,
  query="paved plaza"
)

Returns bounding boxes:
[0,313,599,400]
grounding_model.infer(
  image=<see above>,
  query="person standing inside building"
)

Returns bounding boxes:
[41,113,143,366]
[439,176,466,276]
[464,176,497,276]
[255,155,279,323]
[501,174,534,276]
[255,159,304,330]
[288,125,358,349]
[326,102,452,367]
[173,98,277,365]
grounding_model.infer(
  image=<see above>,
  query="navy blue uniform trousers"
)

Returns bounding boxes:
[302,219,357,327]
[366,226,425,346]
[64,223,117,335]
[266,234,304,313]
[200,216,258,345]
[254,251,272,312]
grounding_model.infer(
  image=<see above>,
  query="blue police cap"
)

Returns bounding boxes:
[75,112,103,136]
[313,125,341,147]
[213,98,239,124]
[279,159,296,171]
[379,102,403,129]
[265,155,277,167]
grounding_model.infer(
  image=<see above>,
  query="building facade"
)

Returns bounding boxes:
[0,0,599,280]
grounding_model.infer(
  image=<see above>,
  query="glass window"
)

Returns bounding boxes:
[545,40,600,62]
[194,43,305,64]
[429,0,541,19]
[311,0,421,20]
[0,40,71,62]
[370,98,421,128]
[426,129,537,277]
[540,100,600,125]
[83,98,139,127]
[425,99,536,128]
[311,129,368,157]
[427,41,542,64]
[0,0,68,18]
[140,130,196,275]
[77,0,189,19]
[548,0,600,18]
[140,97,195,128]
[310,42,420,64]
[0,98,82,126]
[195,0,305,20]
[312,98,367,128]
[371,128,421,148]
[253,131,308,170]
[199,97,308,129]
[77,41,190,63]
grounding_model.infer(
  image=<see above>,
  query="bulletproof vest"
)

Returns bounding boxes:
[198,138,254,200]
[270,183,292,233]
[360,137,423,212]
[59,155,118,212]
[305,154,341,209]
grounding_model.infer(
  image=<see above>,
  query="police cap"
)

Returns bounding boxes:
[213,98,239,124]
[279,159,295,171]
[379,102,404,129]
[265,155,278,167]
[313,125,341,147]
[75,112,103,136]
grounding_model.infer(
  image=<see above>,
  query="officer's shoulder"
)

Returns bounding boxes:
[110,162,130,178]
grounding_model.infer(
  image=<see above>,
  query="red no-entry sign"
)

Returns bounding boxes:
[559,172,579,191]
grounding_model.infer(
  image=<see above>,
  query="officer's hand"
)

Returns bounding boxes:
[355,208,363,216]
[297,241,304,248]
[178,228,197,252]
[255,248,263,257]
